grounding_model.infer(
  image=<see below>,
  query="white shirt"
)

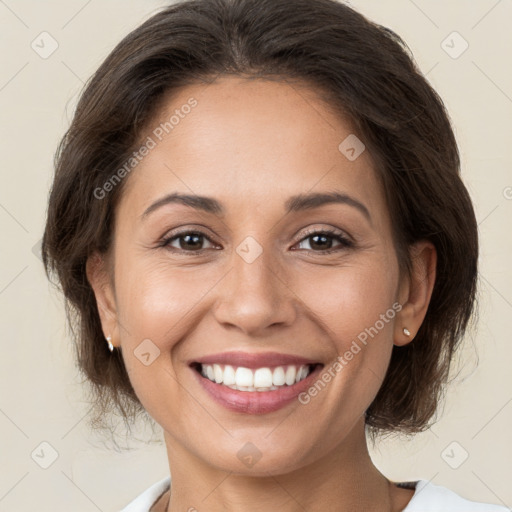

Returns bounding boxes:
[119,476,511,511]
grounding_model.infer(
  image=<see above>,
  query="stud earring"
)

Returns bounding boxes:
[403,328,411,336]
[106,335,114,352]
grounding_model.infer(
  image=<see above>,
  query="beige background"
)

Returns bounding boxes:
[0,0,511,510]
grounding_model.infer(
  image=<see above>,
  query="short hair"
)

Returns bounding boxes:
[42,0,478,439]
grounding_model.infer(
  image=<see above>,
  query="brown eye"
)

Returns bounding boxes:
[161,231,216,252]
[295,229,353,253]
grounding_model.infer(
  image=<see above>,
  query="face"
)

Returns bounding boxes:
[89,76,421,476]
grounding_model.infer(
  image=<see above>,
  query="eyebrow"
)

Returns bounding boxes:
[141,191,372,224]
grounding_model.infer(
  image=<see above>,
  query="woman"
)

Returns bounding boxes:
[41,0,509,510]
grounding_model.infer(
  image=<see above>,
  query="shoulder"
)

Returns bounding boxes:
[403,479,510,512]
[119,476,171,512]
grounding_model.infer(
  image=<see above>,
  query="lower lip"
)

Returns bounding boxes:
[191,365,324,414]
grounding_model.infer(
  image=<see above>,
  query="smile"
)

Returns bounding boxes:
[189,352,325,414]
[193,363,319,391]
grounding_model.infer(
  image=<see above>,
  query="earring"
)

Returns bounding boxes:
[403,328,411,336]
[106,335,114,352]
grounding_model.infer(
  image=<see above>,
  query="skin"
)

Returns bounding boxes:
[87,76,436,512]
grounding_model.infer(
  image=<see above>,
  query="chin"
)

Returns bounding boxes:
[194,436,316,477]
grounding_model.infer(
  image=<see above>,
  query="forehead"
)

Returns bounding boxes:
[118,76,387,223]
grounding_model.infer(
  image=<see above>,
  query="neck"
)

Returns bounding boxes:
[161,418,406,512]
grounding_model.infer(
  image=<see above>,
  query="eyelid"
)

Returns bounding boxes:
[296,226,353,244]
[161,224,218,241]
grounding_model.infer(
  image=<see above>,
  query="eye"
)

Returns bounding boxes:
[159,227,354,255]
[160,230,217,253]
[294,228,353,254]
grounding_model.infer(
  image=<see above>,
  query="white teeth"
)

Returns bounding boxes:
[213,364,223,384]
[225,384,280,392]
[235,367,254,387]
[223,365,236,385]
[272,366,286,386]
[254,368,273,388]
[198,363,314,390]
[285,365,297,385]
[296,366,308,383]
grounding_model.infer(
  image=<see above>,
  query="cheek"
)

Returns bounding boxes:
[291,257,399,403]
[113,255,231,412]
[293,257,399,346]
[114,257,213,420]
[115,256,214,344]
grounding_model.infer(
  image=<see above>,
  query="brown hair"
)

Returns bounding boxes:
[42,0,478,439]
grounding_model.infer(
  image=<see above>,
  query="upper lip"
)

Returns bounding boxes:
[189,351,322,369]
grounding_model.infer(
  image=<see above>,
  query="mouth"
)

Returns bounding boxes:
[190,362,322,391]
[188,353,325,414]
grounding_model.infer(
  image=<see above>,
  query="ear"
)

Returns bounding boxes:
[394,240,437,346]
[86,251,120,349]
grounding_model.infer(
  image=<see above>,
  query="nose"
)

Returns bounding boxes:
[212,245,297,336]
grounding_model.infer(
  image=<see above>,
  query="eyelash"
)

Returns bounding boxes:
[158,228,354,255]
